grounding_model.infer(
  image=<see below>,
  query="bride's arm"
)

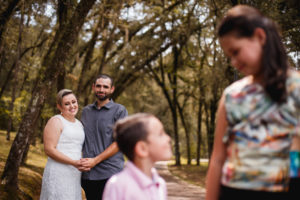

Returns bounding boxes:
[43,116,81,168]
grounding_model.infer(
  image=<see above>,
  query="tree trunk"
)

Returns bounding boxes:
[196,85,203,166]
[147,53,181,166]
[0,62,15,98]
[204,101,212,159]
[21,110,41,166]
[177,102,191,165]
[207,83,218,158]
[6,119,12,141]
[21,142,30,166]
[208,100,216,158]
[0,0,96,193]
[0,0,20,68]
[204,96,218,160]
[170,45,180,166]
[5,0,23,141]
[57,68,66,92]
[171,97,180,165]
[6,82,16,142]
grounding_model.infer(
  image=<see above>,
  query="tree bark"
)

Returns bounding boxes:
[204,91,218,160]
[0,0,20,68]
[147,53,181,166]
[196,89,203,166]
[177,98,191,165]
[196,52,206,166]
[6,0,24,141]
[0,0,96,193]
[170,45,180,166]
[204,101,211,159]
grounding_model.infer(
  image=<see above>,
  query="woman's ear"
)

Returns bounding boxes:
[57,104,62,112]
[254,27,266,46]
[134,141,149,158]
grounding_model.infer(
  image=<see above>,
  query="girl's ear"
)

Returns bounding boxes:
[134,141,149,158]
[254,27,266,46]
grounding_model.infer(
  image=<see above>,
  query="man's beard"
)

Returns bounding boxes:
[95,92,111,101]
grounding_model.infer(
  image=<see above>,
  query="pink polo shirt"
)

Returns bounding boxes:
[103,161,167,200]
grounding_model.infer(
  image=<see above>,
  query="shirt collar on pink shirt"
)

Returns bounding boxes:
[125,161,161,189]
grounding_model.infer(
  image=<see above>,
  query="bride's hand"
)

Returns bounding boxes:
[79,158,97,169]
[73,160,90,171]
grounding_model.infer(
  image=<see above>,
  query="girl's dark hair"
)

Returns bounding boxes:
[113,113,154,161]
[218,5,288,104]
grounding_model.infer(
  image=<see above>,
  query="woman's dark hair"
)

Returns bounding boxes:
[113,113,154,161]
[218,5,288,104]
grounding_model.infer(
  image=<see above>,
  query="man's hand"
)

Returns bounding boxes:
[73,160,91,172]
[79,158,98,169]
[78,142,118,171]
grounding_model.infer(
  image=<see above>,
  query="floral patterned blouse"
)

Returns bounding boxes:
[221,70,300,192]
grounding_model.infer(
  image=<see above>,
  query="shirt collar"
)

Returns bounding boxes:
[126,161,161,189]
[92,99,114,110]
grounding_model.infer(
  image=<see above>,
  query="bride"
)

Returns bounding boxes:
[40,89,88,200]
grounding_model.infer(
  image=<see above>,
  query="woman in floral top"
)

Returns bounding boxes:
[206,5,300,200]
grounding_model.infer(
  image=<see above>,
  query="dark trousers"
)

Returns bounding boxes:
[81,179,108,200]
[289,178,300,200]
[219,185,289,200]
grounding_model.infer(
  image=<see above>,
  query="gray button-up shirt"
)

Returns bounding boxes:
[81,100,128,180]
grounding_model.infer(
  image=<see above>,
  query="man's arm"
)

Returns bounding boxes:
[80,142,119,169]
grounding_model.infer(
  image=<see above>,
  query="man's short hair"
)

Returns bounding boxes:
[94,74,114,87]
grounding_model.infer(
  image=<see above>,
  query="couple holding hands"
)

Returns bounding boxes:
[40,74,172,200]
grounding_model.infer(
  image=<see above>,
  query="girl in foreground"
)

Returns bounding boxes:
[206,5,300,200]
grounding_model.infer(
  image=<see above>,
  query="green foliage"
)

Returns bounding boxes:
[0,90,32,130]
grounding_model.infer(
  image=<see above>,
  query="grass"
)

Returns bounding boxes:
[0,130,208,199]
[0,130,47,200]
[168,158,208,188]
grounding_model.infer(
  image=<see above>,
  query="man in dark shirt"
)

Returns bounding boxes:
[80,74,128,200]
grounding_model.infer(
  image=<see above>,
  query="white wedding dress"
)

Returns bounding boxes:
[40,115,85,200]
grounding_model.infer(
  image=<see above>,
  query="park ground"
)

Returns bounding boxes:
[0,130,208,199]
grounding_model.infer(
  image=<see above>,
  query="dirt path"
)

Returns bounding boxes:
[155,161,206,200]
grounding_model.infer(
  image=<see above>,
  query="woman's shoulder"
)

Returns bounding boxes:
[44,115,63,130]
[48,115,63,123]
